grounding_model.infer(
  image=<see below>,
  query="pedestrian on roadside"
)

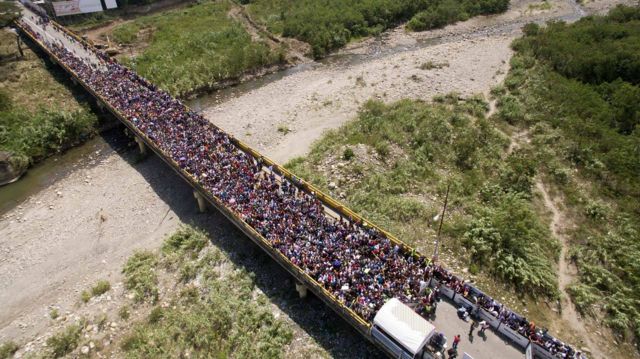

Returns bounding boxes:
[479,320,489,335]
[469,320,478,336]
[447,348,458,359]
[452,334,461,349]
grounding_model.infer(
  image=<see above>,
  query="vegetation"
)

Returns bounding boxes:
[119,225,293,358]
[246,0,509,57]
[286,95,559,296]
[0,342,19,359]
[499,5,640,341]
[0,27,98,171]
[91,280,111,296]
[122,251,159,303]
[46,324,81,358]
[112,0,283,97]
[0,2,19,28]
[49,308,59,320]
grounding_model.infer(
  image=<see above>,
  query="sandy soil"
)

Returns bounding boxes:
[2,0,635,357]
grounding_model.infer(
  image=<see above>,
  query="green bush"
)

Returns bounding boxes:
[0,342,19,359]
[46,325,81,358]
[115,1,281,96]
[342,147,355,160]
[91,280,111,297]
[248,0,509,58]
[122,251,159,303]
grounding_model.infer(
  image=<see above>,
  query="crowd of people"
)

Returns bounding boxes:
[17,9,587,358]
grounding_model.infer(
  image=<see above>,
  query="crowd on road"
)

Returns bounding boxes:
[17,6,588,358]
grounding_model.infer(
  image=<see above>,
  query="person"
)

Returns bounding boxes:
[447,348,458,359]
[452,334,461,349]
[479,320,489,335]
[469,320,478,336]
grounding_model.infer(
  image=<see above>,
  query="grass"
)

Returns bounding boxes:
[286,95,559,296]
[419,60,449,70]
[81,290,91,303]
[119,225,293,358]
[277,124,291,135]
[246,0,509,57]
[0,29,98,171]
[122,251,159,303]
[49,308,59,320]
[0,342,19,359]
[496,6,640,343]
[46,324,81,358]
[91,280,111,296]
[111,0,282,97]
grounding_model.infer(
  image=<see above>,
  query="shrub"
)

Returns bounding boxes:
[91,280,111,297]
[46,325,81,358]
[81,290,91,303]
[0,342,19,359]
[119,305,131,321]
[49,308,59,320]
[122,251,159,303]
[342,147,355,160]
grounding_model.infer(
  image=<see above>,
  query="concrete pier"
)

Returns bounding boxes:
[193,190,207,213]
[295,282,308,298]
[134,136,147,156]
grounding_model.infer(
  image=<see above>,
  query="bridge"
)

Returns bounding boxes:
[14,3,583,358]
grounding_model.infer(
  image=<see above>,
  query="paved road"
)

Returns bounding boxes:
[431,300,524,358]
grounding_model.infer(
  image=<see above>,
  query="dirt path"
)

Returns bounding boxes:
[535,181,605,358]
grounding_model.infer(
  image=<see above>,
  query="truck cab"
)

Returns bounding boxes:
[371,298,445,359]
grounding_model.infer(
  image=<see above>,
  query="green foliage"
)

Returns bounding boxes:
[119,305,131,321]
[0,2,19,28]
[91,280,111,296]
[0,90,11,112]
[464,192,558,295]
[112,24,140,44]
[407,0,509,31]
[247,0,508,58]
[49,308,59,320]
[114,1,281,96]
[46,325,81,358]
[120,229,292,358]
[0,342,19,359]
[80,290,91,303]
[122,251,159,303]
[0,107,97,166]
[342,146,355,160]
[502,5,640,341]
[287,97,559,295]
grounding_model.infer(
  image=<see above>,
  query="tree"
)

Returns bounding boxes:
[0,1,20,28]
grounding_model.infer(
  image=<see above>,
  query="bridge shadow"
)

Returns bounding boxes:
[99,128,385,359]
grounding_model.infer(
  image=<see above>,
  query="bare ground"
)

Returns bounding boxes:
[1,0,635,357]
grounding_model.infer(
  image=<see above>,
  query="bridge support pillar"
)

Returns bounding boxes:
[193,190,207,213]
[295,282,308,298]
[134,136,147,156]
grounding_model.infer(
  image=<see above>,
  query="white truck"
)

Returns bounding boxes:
[371,298,447,359]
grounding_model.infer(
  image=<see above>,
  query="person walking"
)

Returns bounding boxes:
[479,320,489,335]
[452,334,461,349]
[469,320,478,336]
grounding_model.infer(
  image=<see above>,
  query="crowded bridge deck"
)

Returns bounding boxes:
[14,3,587,358]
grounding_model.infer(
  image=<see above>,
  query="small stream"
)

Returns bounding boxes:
[0,128,129,216]
[1,0,587,216]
